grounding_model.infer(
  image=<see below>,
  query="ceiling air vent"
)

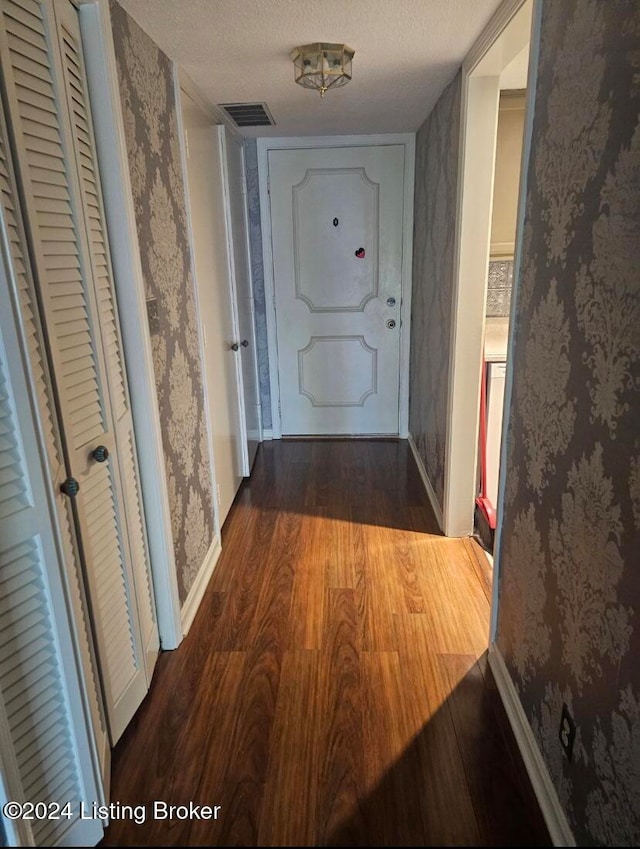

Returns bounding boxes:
[219,102,275,128]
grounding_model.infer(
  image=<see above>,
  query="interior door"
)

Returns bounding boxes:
[180,91,243,524]
[0,207,103,847]
[268,144,405,435]
[0,0,158,743]
[223,129,261,469]
[0,73,109,783]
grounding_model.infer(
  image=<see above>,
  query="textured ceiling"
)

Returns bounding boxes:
[115,0,504,137]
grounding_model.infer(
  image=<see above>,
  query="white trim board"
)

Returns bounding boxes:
[79,0,183,650]
[257,133,415,439]
[181,536,222,636]
[443,0,534,538]
[488,644,576,847]
[407,435,444,532]
[490,0,542,643]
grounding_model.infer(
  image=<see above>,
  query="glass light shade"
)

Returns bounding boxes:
[290,43,355,97]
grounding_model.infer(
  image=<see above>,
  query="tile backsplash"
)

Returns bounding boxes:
[487,259,513,317]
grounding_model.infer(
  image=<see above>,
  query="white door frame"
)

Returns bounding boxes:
[78,0,182,649]
[443,0,537,538]
[233,135,264,449]
[257,134,415,439]
[219,127,251,474]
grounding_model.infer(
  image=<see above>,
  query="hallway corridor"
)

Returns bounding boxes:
[103,440,549,846]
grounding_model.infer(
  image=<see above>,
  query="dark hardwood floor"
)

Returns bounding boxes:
[102,439,549,847]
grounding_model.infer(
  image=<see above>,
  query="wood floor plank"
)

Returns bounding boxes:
[189,645,281,846]
[101,439,550,848]
[244,507,301,653]
[325,513,366,589]
[357,650,431,846]
[257,650,322,846]
[416,538,491,655]
[288,511,327,650]
[106,650,245,846]
[317,589,364,843]
[463,537,494,604]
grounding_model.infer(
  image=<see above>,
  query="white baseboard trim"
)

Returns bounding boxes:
[488,644,576,847]
[407,434,444,532]
[262,428,274,441]
[180,535,222,636]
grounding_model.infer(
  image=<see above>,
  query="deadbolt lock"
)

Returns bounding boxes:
[386,319,397,329]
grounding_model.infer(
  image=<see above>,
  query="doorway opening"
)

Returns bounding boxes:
[475,82,529,554]
[442,0,539,626]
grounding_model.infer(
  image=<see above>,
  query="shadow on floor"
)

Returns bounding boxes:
[322,652,550,848]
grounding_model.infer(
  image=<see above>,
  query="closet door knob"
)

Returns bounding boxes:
[92,445,109,463]
[241,339,249,348]
[231,342,239,351]
[61,477,80,497]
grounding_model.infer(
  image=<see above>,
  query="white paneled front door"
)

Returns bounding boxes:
[268,145,405,435]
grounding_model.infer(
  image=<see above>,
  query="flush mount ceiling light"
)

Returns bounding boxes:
[290,42,355,98]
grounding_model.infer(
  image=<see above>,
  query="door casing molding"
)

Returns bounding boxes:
[257,134,415,439]
[443,0,537,541]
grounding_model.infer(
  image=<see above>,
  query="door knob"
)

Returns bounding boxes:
[231,342,239,351]
[61,477,80,497]
[91,445,109,463]
[386,297,396,307]
[241,339,249,348]
[386,319,397,329]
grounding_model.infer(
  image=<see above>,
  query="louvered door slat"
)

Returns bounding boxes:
[81,461,138,704]
[0,636,49,683]
[0,122,58,478]
[58,16,128,425]
[3,0,42,30]
[2,0,107,457]
[121,429,156,643]
[0,353,31,519]
[0,418,92,849]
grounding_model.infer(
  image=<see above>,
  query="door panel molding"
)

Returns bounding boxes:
[292,166,379,313]
[298,335,377,407]
[257,133,415,439]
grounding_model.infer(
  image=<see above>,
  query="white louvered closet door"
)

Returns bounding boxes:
[0,0,159,744]
[0,86,110,787]
[0,189,103,846]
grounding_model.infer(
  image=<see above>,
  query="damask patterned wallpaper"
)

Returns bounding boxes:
[408,73,461,509]
[110,1,215,605]
[496,1,640,843]
[244,139,271,429]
